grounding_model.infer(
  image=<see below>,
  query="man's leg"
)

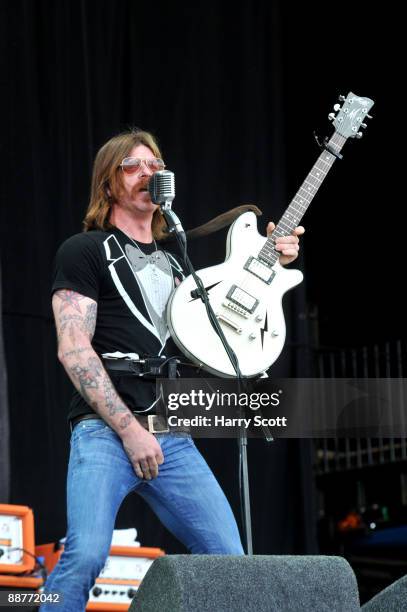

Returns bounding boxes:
[40,420,138,612]
[139,434,244,554]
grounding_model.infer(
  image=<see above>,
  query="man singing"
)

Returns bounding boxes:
[41,129,303,611]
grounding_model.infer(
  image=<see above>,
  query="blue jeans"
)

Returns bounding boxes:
[41,419,244,611]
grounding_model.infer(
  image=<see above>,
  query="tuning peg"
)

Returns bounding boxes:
[338,95,346,101]
[366,113,373,119]
[328,113,336,121]
[333,103,341,111]
[355,132,363,139]
[360,122,367,129]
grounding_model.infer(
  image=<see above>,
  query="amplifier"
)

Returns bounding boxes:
[0,504,35,574]
[87,546,164,610]
[36,543,164,611]
[0,575,44,612]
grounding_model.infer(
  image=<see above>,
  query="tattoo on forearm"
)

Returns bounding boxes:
[66,349,128,422]
[88,356,103,377]
[69,356,103,404]
[55,289,85,313]
[62,346,92,358]
[103,377,127,417]
[119,414,133,430]
[83,302,97,338]
[104,377,115,416]
[70,363,98,405]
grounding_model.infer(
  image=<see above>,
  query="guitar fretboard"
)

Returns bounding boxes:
[258,131,347,267]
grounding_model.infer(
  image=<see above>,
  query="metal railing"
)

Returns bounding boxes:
[313,340,406,474]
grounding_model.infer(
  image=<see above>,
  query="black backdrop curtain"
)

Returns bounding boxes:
[0,262,10,504]
[0,0,395,553]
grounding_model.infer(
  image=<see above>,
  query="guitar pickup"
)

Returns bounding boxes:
[226,285,259,314]
[244,256,276,284]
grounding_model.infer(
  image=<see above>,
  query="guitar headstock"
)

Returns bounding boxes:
[329,92,374,139]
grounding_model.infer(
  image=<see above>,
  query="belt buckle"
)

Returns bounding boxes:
[148,414,170,434]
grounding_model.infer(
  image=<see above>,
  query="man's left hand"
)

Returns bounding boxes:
[267,221,305,266]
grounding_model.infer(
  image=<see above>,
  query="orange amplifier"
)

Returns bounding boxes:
[0,504,35,574]
[0,574,43,590]
[35,543,164,611]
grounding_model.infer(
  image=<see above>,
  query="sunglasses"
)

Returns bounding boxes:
[119,157,165,174]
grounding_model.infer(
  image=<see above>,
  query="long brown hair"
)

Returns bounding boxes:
[83,129,167,239]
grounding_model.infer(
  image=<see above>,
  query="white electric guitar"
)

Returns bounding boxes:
[167,92,374,377]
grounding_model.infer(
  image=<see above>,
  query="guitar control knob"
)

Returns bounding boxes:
[249,333,256,340]
[92,587,102,597]
[271,330,279,337]
[128,588,137,599]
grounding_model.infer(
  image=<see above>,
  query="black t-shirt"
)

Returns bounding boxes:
[52,227,185,420]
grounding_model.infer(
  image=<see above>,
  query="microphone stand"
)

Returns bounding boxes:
[161,203,254,554]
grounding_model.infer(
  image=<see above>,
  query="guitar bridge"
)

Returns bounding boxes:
[216,314,243,334]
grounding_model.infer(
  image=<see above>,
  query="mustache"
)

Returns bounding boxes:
[131,182,150,195]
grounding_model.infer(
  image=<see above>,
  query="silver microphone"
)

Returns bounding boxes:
[148,170,175,210]
[148,169,185,241]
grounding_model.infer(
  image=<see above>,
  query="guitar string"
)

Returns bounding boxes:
[232,131,345,319]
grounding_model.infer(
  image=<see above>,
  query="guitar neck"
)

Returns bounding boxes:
[258,131,347,266]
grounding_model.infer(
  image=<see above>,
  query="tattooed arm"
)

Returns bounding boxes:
[52,289,164,479]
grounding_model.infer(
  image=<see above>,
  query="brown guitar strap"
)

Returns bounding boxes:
[159,204,262,243]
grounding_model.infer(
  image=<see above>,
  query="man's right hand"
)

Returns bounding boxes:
[121,424,164,480]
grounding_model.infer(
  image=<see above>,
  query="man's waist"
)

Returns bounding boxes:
[101,354,200,379]
[70,412,190,434]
